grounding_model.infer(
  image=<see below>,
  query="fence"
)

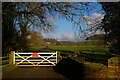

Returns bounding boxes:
[1,56,9,66]
[9,51,57,66]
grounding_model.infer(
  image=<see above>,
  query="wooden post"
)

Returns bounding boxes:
[9,51,15,65]
[56,51,57,63]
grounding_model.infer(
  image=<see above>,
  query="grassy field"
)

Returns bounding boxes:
[49,45,108,52]
[48,45,111,65]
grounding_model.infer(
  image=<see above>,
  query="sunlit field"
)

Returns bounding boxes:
[49,45,108,53]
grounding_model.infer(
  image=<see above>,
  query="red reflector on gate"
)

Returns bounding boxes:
[32,52,38,58]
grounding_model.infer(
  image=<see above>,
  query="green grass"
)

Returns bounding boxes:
[0,56,9,59]
[27,47,41,52]
[28,46,53,52]
[49,45,108,52]
[1,56,17,74]
[80,51,110,61]
[2,64,17,74]
[2,60,9,65]
[81,51,107,55]
[49,45,110,64]
[1,56,9,65]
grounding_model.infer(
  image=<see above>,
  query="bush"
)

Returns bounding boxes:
[57,51,62,63]
[108,57,120,66]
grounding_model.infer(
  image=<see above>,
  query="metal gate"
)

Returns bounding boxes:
[12,51,57,66]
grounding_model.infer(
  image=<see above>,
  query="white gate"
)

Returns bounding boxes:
[12,51,57,66]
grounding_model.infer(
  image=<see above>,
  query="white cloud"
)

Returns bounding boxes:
[43,33,76,42]
[54,33,76,41]
[92,13,104,19]
[85,13,104,27]
[60,33,76,41]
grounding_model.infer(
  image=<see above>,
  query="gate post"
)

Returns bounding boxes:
[9,51,15,65]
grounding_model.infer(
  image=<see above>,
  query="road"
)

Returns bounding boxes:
[2,66,69,80]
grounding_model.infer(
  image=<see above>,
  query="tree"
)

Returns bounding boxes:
[100,2,120,55]
[26,30,45,48]
[2,2,91,55]
[2,3,18,55]
[86,34,105,45]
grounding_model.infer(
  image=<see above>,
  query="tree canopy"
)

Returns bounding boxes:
[100,2,120,55]
[2,2,90,55]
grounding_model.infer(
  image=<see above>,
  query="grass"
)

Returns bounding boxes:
[1,56,9,65]
[27,47,41,52]
[83,61,108,78]
[1,56,17,74]
[49,45,108,52]
[28,47,53,52]
[2,64,17,74]
[83,61,107,71]
[2,60,9,65]
[80,51,110,61]
[0,56,9,59]
[108,57,120,66]
[48,45,110,65]
[49,45,109,59]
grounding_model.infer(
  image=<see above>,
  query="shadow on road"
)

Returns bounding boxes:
[53,57,85,80]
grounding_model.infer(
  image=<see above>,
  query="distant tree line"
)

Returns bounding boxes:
[43,38,57,42]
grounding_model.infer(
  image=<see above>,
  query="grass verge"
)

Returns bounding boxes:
[2,64,17,74]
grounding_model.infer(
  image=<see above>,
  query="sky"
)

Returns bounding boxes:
[42,2,105,42]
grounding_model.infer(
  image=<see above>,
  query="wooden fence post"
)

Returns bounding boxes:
[9,51,15,65]
[56,51,57,63]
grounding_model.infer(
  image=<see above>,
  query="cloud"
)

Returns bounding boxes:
[85,13,104,27]
[83,13,105,36]
[60,33,76,41]
[43,33,76,42]
[92,13,104,19]
[54,33,76,41]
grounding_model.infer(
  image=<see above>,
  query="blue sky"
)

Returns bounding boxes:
[43,2,104,42]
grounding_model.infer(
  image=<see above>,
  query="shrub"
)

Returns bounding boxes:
[57,51,62,63]
[108,57,120,66]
